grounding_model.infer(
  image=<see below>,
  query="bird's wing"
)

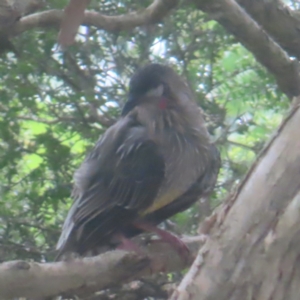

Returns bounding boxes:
[143,143,221,225]
[56,115,165,255]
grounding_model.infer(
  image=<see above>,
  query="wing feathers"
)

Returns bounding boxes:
[56,116,165,255]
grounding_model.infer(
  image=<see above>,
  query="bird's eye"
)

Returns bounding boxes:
[144,84,164,98]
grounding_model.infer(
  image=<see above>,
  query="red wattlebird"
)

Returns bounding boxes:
[56,64,220,260]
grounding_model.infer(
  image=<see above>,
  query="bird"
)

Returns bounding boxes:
[56,63,221,260]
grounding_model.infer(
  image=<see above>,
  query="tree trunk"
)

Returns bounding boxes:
[171,97,300,300]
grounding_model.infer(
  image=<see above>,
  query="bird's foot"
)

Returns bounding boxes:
[133,222,192,264]
[116,235,144,255]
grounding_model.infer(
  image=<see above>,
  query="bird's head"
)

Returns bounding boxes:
[122,64,195,116]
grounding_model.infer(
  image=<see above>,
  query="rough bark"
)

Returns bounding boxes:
[171,97,300,300]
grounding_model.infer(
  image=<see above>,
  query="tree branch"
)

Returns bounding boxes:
[0,236,204,299]
[236,0,300,60]
[12,0,179,36]
[193,0,300,98]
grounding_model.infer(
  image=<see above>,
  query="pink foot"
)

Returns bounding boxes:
[116,235,144,255]
[133,222,191,263]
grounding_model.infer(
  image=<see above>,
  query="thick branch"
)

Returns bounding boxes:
[237,0,300,60]
[193,0,300,98]
[0,236,203,299]
[171,98,300,300]
[12,0,179,36]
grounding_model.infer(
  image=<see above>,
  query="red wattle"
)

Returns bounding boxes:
[159,97,168,110]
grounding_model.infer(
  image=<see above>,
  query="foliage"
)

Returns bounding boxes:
[0,0,288,268]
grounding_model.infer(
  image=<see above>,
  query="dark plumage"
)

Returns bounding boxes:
[56,64,220,258]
